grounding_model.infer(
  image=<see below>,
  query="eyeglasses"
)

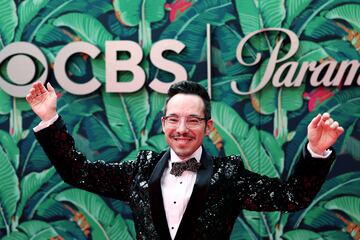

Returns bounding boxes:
[163,116,207,129]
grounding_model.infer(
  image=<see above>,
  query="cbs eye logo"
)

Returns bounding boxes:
[0,42,48,98]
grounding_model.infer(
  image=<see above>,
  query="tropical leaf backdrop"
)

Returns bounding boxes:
[0,0,359,239]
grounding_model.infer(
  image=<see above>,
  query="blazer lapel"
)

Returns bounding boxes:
[175,149,213,240]
[149,149,172,240]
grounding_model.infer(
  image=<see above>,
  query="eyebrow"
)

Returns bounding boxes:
[166,114,203,118]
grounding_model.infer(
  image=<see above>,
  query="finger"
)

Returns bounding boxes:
[330,121,339,129]
[309,114,321,128]
[322,112,330,120]
[325,118,334,127]
[34,82,45,95]
[38,81,47,94]
[47,82,55,93]
[30,88,37,96]
[336,126,344,136]
[26,94,32,103]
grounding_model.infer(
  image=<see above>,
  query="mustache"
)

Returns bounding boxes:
[171,134,195,139]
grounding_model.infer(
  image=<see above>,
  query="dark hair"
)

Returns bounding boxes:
[164,81,211,119]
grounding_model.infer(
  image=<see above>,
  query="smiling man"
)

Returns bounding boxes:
[27,80,344,240]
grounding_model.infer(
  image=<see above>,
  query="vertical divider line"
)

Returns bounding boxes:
[207,23,212,99]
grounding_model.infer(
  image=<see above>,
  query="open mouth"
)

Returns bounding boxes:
[173,137,194,143]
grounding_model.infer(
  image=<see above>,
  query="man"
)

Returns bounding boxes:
[27,81,344,240]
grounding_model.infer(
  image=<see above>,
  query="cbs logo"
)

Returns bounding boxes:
[0,40,189,98]
[0,42,48,98]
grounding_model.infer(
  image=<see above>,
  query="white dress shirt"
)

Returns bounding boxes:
[160,147,202,239]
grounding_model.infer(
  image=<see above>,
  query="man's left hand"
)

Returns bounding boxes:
[307,113,344,155]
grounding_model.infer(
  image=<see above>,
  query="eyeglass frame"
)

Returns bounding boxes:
[162,115,208,129]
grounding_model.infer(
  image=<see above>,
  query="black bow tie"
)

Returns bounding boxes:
[170,158,201,177]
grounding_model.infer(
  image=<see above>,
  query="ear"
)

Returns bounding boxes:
[161,116,166,132]
[205,119,214,135]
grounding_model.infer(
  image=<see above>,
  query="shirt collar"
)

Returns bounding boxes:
[169,146,202,165]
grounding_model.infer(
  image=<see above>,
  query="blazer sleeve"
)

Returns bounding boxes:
[235,145,336,212]
[35,116,138,201]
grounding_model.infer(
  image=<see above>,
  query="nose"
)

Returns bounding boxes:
[176,119,189,133]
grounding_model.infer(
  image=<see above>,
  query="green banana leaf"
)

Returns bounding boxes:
[212,25,256,76]
[260,130,284,174]
[342,136,360,160]
[321,230,353,240]
[250,59,305,115]
[25,0,112,41]
[51,220,87,240]
[15,167,56,223]
[90,54,105,83]
[0,0,17,46]
[107,14,137,38]
[14,98,32,112]
[303,16,346,40]
[199,75,251,106]
[302,206,345,228]
[144,91,167,139]
[102,88,150,148]
[36,198,73,220]
[325,4,360,32]
[242,100,273,126]
[0,129,19,169]
[230,216,257,240]
[291,172,360,228]
[82,116,125,153]
[0,146,20,230]
[211,46,252,77]
[106,215,134,240]
[55,188,133,240]
[24,175,67,220]
[1,231,28,240]
[65,55,89,77]
[211,101,282,177]
[211,101,248,155]
[0,89,11,114]
[57,93,102,125]
[320,40,359,61]
[113,0,166,55]
[242,210,280,238]
[17,220,59,239]
[15,0,49,41]
[293,0,356,36]
[35,23,72,44]
[259,0,286,29]
[283,0,312,28]
[282,229,322,240]
[292,41,329,63]
[113,0,165,26]
[242,127,282,177]
[146,134,167,152]
[53,12,113,51]
[234,0,284,51]
[159,0,234,66]
[234,0,260,36]
[324,196,360,223]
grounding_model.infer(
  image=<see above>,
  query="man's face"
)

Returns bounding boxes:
[162,93,213,160]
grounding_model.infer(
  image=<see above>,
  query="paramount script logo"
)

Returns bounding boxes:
[0,28,359,97]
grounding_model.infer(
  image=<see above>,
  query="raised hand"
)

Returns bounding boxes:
[307,113,344,155]
[26,82,58,121]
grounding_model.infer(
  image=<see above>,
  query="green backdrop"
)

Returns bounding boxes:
[0,0,360,239]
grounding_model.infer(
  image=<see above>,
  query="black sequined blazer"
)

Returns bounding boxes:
[35,116,335,240]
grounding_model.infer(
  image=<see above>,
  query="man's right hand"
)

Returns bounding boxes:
[26,82,58,122]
